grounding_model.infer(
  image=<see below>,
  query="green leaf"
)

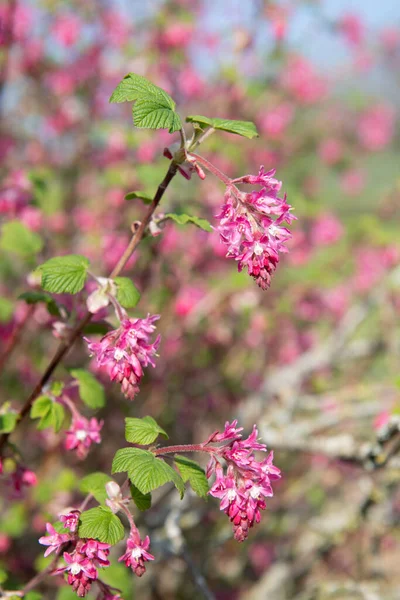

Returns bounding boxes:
[110,73,182,133]
[78,506,124,546]
[30,395,65,432]
[164,213,213,232]
[125,191,153,204]
[79,472,113,504]
[112,448,184,497]
[186,115,259,139]
[0,411,17,434]
[82,322,111,335]
[0,221,43,256]
[36,254,90,294]
[70,368,105,409]
[125,416,168,445]
[18,290,62,317]
[0,568,7,585]
[0,296,13,322]
[130,483,152,512]
[112,447,184,497]
[114,277,141,309]
[174,456,209,498]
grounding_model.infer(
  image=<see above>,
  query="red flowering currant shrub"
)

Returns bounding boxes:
[1,2,400,599]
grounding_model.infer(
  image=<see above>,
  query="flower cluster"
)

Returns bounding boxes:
[39,512,113,598]
[85,315,160,400]
[65,416,103,460]
[118,528,154,577]
[216,167,294,290]
[207,420,281,541]
[55,539,111,597]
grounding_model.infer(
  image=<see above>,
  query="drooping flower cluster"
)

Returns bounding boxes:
[206,420,281,541]
[65,416,103,460]
[39,512,113,598]
[216,167,295,290]
[55,539,111,597]
[118,528,154,577]
[85,315,160,400]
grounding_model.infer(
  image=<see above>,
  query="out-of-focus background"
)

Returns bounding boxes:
[1,1,400,598]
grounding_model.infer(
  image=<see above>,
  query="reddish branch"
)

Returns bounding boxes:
[0,162,178,452]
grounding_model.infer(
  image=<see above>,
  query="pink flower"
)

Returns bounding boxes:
[280,56,327,104]
[10,465,37,497]
[311,213,343,246]
[318,139,343,165]
[216,167,294,289]
[52,14,81,47]
[357,104,395,152]
[207,423,281,541]
[39,522,71,557]
[340,169,365,196]
[258,103,294,139]
[338,13,364,47]
[55,539,111,597]
[85,315,160,400]
[64,417,103,460]
[119,530,154,577]
[60,510,81,533]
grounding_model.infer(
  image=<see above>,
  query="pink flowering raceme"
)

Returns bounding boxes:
[54,539,111,598]
[206,420,281,541]
[85,315,160,400]
[118,528,154,577]
[64,416,103,459]
[216,167,294,290]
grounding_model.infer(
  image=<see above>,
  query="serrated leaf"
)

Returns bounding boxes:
[36,254,90,294]
[174,456,209,498]
[164,213,213,232]
[114,277,141,309]
[186,115,259,139]
[30,395,65,432]
[78,506,124,545]
[70,369,105,410]
[112,447,184,497]
[0,221,43,256]
[0,297,13,322]
[130,483,152,512]
[18,290,62,317]
[110,73,182,133]
[125,191,153,204]
[0,412,18,434]
[80,472,113,504]
[125,416,168,445]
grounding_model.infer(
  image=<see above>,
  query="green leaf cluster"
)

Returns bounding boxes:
[79,472,114,504]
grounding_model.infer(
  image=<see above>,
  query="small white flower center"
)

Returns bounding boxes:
[114,348,125,361]
[227,489,237,502]
[253,242,264,256]
[76,430,87,441]
[70,562,82,575]
[250,486,262,499]
[131,547,143,560]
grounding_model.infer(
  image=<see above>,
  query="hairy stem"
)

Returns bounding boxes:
[153,443,211,456]
[0,162,178,453]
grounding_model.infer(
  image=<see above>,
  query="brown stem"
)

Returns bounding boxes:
[0,162,178,453]
[153,443,210,456]
[0,304,35,373]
